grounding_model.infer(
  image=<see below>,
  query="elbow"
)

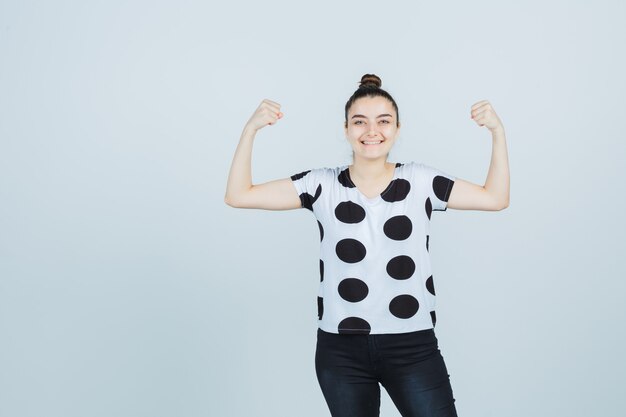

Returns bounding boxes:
[225,185,255,208]
[498,198,510,211]
[224,194,241,208]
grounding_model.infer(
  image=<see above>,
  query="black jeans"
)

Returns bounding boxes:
[315,328,458,417]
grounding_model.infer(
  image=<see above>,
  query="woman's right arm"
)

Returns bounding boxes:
[224,99,302,210]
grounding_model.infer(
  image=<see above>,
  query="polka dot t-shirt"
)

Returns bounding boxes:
[290,161,456,335]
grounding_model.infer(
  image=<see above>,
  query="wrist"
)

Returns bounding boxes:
[242,125,258,138]
[490,125,505,136]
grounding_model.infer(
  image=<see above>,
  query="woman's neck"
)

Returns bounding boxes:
[349,157,394,181]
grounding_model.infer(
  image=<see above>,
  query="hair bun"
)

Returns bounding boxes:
[359,74,382,89]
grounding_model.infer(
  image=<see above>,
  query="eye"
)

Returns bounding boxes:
[380,120,390,124]
[354,120,364,125]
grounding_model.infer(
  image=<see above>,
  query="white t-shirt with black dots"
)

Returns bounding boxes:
[290,161,456,335]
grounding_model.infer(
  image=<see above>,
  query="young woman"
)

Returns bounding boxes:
[225,74,510,417]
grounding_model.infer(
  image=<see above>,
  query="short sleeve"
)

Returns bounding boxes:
[290,168,325,211]
[419,163,456,212]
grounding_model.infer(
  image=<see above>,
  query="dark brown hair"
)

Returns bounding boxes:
[344,74,400,128]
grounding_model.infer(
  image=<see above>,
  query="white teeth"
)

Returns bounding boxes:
[362,141,382,145]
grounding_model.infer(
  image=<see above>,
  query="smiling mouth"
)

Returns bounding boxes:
[361,139,384,145]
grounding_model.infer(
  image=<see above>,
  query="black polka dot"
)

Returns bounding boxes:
[389,294,419,319]
[430,310,437,326]
[336,238,367,263]
[395,162,404,168]
[290,170,310,181]
[433,176,455,202]
[319,259,324,282]
[338,278,369,302]
[300,184,322,211]
[338,317,371,334]
[335,201,366,224]
[386,255,415,280]
[426,275,436,295]
[425,197,433,220]
[426,235,430,252]
[318,220,324,241]
[383,215,413,240]
[318,297,324,320]
[337,168,355,188]
[381,179,410,202]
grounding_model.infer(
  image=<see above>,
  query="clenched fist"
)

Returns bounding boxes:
[470,100,504,133]
[245,99,284,132]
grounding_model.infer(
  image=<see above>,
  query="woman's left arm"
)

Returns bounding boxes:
[447,100,510,211]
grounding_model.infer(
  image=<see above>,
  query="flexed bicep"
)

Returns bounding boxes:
[447,177,505,211]
[226,177,302,210]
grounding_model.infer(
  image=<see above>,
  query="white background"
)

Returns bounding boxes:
[1,1,625,416]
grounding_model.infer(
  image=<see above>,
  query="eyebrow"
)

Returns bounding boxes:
[351,114,394,119]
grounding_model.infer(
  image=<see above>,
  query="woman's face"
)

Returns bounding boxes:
[344,95,400,162]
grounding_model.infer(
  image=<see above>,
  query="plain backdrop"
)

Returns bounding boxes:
[1,1,625,416]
